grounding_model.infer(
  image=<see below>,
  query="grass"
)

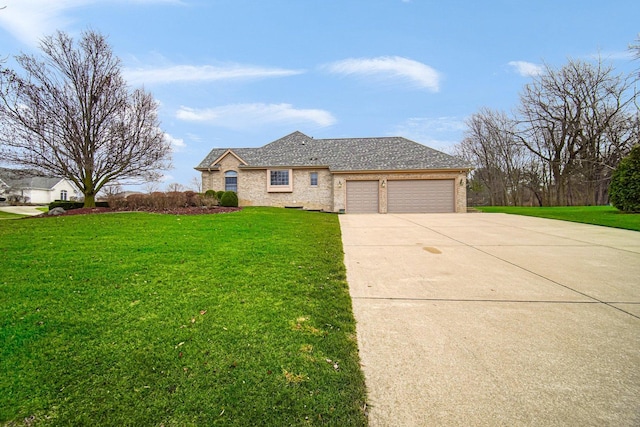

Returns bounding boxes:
[0,207,367,426]
[475,205,640,231]
[0,211,26,220]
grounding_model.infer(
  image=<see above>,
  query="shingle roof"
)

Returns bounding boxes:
[0,167,64,190]
[196,131,471,171]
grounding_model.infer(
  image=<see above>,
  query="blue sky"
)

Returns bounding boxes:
[1,0,638,190]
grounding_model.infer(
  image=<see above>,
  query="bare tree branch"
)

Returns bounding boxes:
[0,30,172,207]
[515,58,637,205]
[456,57,639,207]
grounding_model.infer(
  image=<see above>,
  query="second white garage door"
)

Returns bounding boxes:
[387,180,455,213]
[346,180,379,213]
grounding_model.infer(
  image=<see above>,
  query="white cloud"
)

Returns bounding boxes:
[186,133,203,143]
[0,1,83,45]
[164,132,186,152]
[0,0,183,46]
[123,64,304,86]
[508,61,544,77]
[324,56,440,91]
[589,50,635,61]
[392,116,466,152]
[176,103,336,129]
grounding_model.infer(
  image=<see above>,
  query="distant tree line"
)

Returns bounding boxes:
[456,43,640,207]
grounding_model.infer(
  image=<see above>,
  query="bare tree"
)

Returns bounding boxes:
[457,57,638,207]
[143,179,161,194]
[631,34,640,62]
[631,34,640,110]
[189,176,202,193]
[515,58,637,205]
[99,181,123,198]
[0,30,172,207]
[456,108,532,206]
[166,182,185,192]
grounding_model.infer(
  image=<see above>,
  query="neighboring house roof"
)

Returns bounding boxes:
[196,131,471,171]
[0,167,65,190]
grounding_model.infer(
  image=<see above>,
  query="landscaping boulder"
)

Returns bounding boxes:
[48,207,66,216]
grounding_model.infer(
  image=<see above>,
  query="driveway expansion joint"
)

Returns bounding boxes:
[341,213,640,425]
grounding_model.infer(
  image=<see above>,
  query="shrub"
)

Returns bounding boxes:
[216,191,225,201]
[609,145,640,213]
[184,191,201,207]
[166,191,187,208]
[49,201,108,210]
[125,194,148,210]
[106,195,127,209]
[100,191,226,211]
[202,190,219,207]
[8,194,29,205]
[148,192,167,210]
[54,201,83,210]
[220,191,238,207]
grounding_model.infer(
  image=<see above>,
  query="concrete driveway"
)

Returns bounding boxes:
[340,213,640,426]
[0,206,44,216]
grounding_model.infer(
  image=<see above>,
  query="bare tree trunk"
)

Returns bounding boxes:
[0,30,172,207]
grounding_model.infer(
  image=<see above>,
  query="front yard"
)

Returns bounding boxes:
[476,205,640,231]
[0,211,25,220]
[0,207,367,426]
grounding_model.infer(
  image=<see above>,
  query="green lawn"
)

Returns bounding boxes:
[476,205,640,231]
[0,207,367,426]
[0,211,26,220]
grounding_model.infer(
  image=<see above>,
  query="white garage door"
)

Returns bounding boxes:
[346,180,379,213]
[387,180,455,213]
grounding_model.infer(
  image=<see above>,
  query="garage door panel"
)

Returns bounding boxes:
[347,181,379,213]
[388,180,454,213]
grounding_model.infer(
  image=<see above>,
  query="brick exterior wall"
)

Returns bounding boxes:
[199,153,241,192]
[200,153,334,210]
[237,169,333,210]
[200,153,468,213]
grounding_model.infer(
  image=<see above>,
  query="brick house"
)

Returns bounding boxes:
[195,131,472,213]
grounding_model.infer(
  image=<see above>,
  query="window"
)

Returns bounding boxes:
[270,170,289,186]
[267,169,293,192]
[224,170,238,192]
[60,189,68,201]
[310,172,318,186]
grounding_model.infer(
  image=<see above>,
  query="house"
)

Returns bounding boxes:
[195,131,472,213]
[0,168,79,205]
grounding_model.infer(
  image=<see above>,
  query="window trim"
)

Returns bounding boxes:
[224,170,238,193]
[60,189,68,201]
[267,169,293,192]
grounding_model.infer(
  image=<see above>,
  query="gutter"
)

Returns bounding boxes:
[330,168,473,174]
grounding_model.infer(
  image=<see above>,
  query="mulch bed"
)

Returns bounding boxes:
[35,206,242,217]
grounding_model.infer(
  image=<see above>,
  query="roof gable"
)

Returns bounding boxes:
[211,149,249,167]
[196,131,471,171]
[0,168,65,190]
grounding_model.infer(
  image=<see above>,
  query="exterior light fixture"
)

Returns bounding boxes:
[381,180,386,188]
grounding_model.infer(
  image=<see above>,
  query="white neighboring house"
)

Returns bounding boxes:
[0,168,79,205]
